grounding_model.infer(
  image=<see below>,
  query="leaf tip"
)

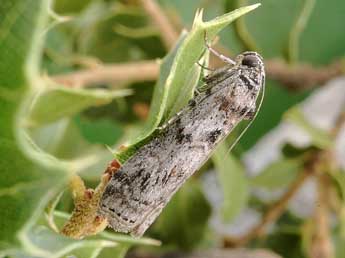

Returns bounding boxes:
[193,8,204,27]
[246,3,261,10]
[240,2,261,14]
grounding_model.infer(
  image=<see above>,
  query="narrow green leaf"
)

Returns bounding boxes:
[212,143,249,222]
[163,4,261,120]
[284,106,333,149]
[165,63,201,119]
[29,82,132,126]
[250,158,303,190]
[114,31,189,163]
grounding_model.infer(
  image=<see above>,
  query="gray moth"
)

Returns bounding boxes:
[99,51,265,237]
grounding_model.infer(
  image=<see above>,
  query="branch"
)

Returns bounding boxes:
[265,59,345,91]
[307,107,345,258]
[138,0,179,50]
[51,57,345,90]
[331,104,345,137]
[308,172,334,258]
[52,60,159,88]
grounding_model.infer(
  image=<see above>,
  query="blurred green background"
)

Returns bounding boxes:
[1,0,345,258]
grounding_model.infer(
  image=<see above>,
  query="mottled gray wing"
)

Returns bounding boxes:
[99,51,265,237]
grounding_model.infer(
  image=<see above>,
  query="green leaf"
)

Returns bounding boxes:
[165,62,202,119]
[0,0,69,253]
[28,81,132,126]
[281,143,318,158]
[115,4,261,162]
[212,142,249,222]
[250,158,303,190]
[284,106,333,149]
[152,180,211,250]
[74,115,123,146]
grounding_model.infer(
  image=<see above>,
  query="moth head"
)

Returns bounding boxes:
[237,51,264,69]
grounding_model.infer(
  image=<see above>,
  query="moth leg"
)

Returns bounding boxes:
[196,61,214,71]
[204,31,235,65]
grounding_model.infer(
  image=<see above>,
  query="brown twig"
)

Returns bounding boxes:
[51,57,345,90]
[223,154,319,247]
[265,59,345,91]
[307,107,345,258]
[308,172,334,258]
[331,104,345,137]
[138,0,179,50]
[52,60,159,88]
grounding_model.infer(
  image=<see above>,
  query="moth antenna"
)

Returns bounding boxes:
[204,31,236,65]
[224,80,266,158]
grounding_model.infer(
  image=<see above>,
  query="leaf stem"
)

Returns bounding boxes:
[233,0,259,51]
[52,61,159,88]
[138,0,179,50]
[288,0,316,63]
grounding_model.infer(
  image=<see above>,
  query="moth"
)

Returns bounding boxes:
[99,48,265,237]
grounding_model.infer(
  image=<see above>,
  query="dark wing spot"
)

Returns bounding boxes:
[162,171,169,184]
[136,168,145,178]
[239,75,254,90]
[208,129,222,144]
[185,134,192,143]
[175,127,185,144]
[140,173,151,191]
[240,107,248,116]
[188,99,196,107]
[176,133,185,144]
[219,98,231,112]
